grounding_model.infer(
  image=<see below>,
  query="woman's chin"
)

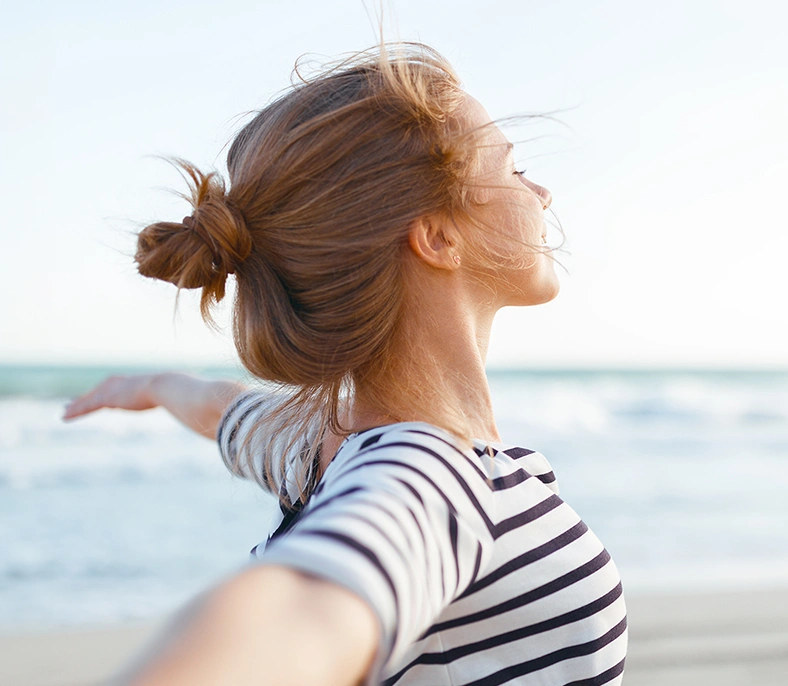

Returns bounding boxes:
[504,274,560,307]
[537,276,561,304]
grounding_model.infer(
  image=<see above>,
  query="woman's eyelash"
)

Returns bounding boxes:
[514,169,527,176]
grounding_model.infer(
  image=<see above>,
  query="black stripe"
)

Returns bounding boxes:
[277,442,318,513]
[216,391,255,446]
[304,444,322,500]
[341,445,490,528]
[461,521,589,599]
[493,494,563,539]
[448,509,459,592]
[406,430,499,488]
[406,432,555,498]
[223,394,268,455]
[562,657,627,686]
[352,426,385,438]
[348,436,555,520]
[332,510,410,570]
[386,582,624,685]
[503,446,535,459]
[470,542,483,587]
[424,549,611,636]
[378,479,430,556]
[278,477,294,516]
[392,474,426,507]
[271,501,301,538]
[271,475,365,540]
[283,485,364,525]
[266,486,416,553]
[294,529,399,605]
[465,615,628,686]
[352,458,463,519]
[360,432,385,449]
[488,469,531,490]
[384,429,552,493]
[355,497,419,556]
[324,495,417,555]
[416,539,485,643]
[392,477,446,598]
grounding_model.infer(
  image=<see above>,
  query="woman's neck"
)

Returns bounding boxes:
[354,284,501,442]
[320,276,502,474]
[321,345,499,475]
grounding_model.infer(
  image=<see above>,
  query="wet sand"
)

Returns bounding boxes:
[2,588,787,685]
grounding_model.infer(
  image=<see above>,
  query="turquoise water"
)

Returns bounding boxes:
[2,365,788,629]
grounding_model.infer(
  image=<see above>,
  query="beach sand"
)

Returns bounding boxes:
[2,588,787,685]
[624,587,788,685]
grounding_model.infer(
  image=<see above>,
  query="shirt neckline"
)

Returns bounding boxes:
[337,420,519,460]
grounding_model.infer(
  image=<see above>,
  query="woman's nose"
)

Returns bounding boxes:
[526,179,552,210]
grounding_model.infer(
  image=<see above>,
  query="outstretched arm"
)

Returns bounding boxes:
[115,565,379,686]
[63,373,247,439]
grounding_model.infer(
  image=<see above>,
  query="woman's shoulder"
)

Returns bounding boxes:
[471,435,558,493]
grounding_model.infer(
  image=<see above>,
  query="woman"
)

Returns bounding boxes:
[65,44,627,685]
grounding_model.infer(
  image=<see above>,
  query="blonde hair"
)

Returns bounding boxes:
[135,43,549,505]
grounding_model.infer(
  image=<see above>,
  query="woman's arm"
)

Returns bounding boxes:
[116,565,379,686]
[63,373,247,439]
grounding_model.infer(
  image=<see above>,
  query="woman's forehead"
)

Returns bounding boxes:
[461,93,513,167]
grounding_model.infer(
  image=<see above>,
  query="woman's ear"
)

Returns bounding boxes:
[407,215,462,270]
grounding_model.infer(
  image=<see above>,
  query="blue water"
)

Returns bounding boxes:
[2,366,788,629]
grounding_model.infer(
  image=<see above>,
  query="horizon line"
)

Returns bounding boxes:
[2,362,788,374]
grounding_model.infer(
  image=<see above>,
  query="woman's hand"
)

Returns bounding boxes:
[63,373,247,439]
[63,374,159,419]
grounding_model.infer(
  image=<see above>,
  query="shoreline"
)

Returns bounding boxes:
[3,587,788,686]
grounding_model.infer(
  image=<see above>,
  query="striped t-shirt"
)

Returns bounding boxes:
[218,392,627,685]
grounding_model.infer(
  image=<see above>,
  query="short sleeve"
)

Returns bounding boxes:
[217,389,320,495]
[251,424,496,683]
[217,389,275,485]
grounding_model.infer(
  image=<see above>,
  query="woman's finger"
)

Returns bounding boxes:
[63,388,105,419]
[62,375,156,420]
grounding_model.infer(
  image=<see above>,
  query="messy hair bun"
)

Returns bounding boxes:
[135,163,253,320]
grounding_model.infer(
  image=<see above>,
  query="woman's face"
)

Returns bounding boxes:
[460,95,560,308]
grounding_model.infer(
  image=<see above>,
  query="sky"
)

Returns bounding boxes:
[1,0,786,368]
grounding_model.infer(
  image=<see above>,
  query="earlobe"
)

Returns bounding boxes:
[407,215,459,271]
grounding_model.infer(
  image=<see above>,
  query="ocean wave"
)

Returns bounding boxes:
[490,372,788,435]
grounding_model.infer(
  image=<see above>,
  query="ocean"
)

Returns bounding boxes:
[2,365,788,630]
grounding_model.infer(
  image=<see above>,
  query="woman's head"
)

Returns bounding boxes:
[138,44,475,388]
[135,42,557,496]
